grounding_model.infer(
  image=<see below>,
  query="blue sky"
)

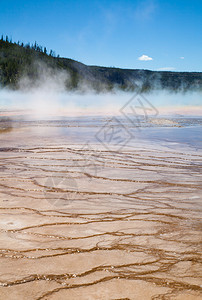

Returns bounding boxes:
[0,0,202,71]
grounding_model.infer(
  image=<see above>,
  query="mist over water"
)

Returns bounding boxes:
[0,61,201,118]
[0,88,202,118]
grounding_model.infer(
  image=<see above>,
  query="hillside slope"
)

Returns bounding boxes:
[0,39,202,92]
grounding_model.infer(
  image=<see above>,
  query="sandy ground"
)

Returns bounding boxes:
[0,123,201,300]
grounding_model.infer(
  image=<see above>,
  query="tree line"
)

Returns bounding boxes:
[0,34,59,58]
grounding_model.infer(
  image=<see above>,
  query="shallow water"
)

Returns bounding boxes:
[0,118,201,299]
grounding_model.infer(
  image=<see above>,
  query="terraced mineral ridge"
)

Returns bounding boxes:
[0,117,201,299]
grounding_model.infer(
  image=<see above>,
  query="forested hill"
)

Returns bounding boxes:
[0,37,202,93]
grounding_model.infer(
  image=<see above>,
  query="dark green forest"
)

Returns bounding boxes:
[0,36,202,92]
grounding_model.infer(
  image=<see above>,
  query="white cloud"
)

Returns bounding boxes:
[157,67,176,71]
[180,57,184,59]
[138,54,153,61]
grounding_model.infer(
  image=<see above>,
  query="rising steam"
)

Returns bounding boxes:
[0,61,201,118]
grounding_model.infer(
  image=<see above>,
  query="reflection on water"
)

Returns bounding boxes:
[0,117,13,134]
[0,118,201,299]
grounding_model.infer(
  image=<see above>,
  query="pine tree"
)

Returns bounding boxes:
[25,43,30,49]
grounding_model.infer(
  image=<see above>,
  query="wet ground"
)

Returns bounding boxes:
[0,117,202,299]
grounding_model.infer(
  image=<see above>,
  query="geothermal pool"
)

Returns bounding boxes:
[0,117,201,299]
